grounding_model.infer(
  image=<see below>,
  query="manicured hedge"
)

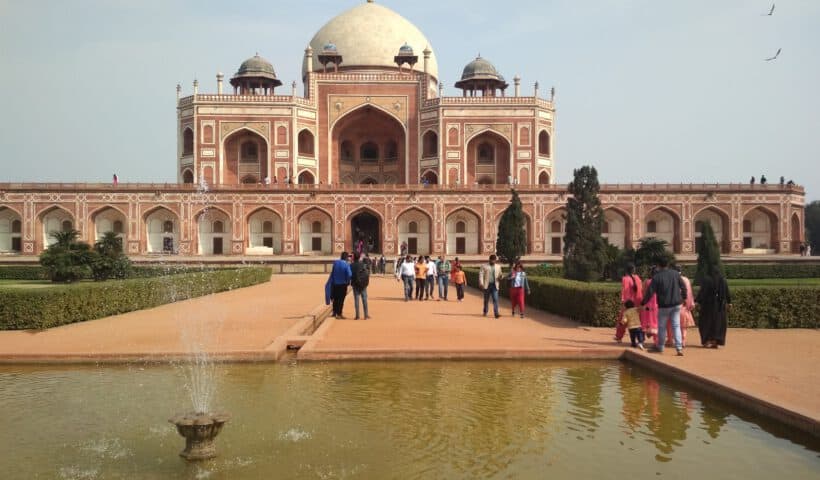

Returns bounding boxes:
[0,267,272,330]
[464,268,820,329]
[0,266,49,280]
[521,263,820,280]
[0,264,234,281]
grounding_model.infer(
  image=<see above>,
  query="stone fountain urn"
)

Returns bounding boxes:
[169,411,230,460]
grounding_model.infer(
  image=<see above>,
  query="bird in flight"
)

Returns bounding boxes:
[762,3,775,16]
[764,48,781,61]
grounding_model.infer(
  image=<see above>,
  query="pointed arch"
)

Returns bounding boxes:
[90,206,128,244]
[38,205,75,248]
[545,207,567,255]
[297,207,333,254]
[0,206,23,253]
[494,209,533,254]
[297,169,315,185]
[247,207,284,254]
[182,127,194,156]
[144,206,180,254]
[741,206,780,253]
[222,126,269,185]
[297,128,315,157]
[644,206,681,253]
[603,207,631,250]
[420,169,438,185]
[790,212,802,254]
[422,129,438,158]
[693,206,731,254]
[397,206,433,255]
[348,206,383,254]
[194,206,231,255]
[538,170,550,185]
[446,207,482,255]
[332,104,407,185]
[466,129,511,185]
[538,129,551,156]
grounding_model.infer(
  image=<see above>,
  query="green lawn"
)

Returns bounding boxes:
[727,278,820,287]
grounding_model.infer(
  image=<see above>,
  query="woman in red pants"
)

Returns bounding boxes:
[508,262,531,318]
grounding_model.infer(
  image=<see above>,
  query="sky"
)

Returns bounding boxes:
[1,0,818,200]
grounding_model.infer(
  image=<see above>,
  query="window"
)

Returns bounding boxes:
[340,141,354,162]
[456,221,466,234]
[262,221,273,234]
[11,220,21,234]
[182,128,194,156]
[550,220,562,233]
[311,221,322,233]
[520,127,530,145]
[448,127,458,145]
[408,221,418,234]
[61,220,73,232]
[240,141,258,163]
[538,171,550,185]
[182,170,194,184]
[113,220,124,234]
[203,125,214,144]
[477,142,494,164]
[213,221,224,233]
[647,221,657,233]
[277,126,287,145]
[298,130,314,157]
[163,220,174,233]
[384,140,398,162]
[360,142,379,162]
[538,131,551,156]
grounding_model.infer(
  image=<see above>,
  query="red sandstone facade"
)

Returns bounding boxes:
[0,2,806,258]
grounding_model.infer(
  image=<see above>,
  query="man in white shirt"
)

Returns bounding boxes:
[396,255,416,301]
[425,256,438,300]
[479,254,503,318]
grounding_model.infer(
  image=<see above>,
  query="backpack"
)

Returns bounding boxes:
[355,263,370,288]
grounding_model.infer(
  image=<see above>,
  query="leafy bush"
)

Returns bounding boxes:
[39,230,93,282]
[0,266,48,280]
[90,232,132,281]
[464,268,820,329]
[0,267,272,330]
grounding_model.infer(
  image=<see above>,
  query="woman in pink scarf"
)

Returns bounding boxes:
[640,267,659,343]
[614,264,642,342]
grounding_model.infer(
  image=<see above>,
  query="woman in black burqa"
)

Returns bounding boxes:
[695,270,732,348]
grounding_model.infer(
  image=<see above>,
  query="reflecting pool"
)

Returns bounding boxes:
[0,361,817,479]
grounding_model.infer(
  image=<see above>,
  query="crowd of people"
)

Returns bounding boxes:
[614,259,731,355]
[325,253,532,321]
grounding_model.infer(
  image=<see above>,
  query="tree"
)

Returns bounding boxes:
[806,201,820,255]
[39,229,93,282]
[633,237,676,275]
[90,231,132,281]
[496,189,527,267]
[563,166,607,281]
[695,221,723,285]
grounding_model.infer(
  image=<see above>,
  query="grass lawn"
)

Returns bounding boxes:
[727,278,820,287]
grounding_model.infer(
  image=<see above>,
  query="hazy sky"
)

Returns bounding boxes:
[1,0,818,200]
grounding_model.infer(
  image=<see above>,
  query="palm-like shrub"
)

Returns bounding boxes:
[90,231,132,281]
[39,229,93,282]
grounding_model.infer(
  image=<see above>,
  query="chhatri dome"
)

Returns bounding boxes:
[303,0,438,79]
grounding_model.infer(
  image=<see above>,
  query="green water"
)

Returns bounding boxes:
[0,361,817,479]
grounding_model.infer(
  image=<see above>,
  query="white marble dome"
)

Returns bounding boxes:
[303,1,438,79]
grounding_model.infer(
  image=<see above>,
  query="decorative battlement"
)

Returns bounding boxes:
[178,95,313,108]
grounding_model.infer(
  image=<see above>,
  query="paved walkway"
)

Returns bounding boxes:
[0,275,326,362]
[0,273,817,434]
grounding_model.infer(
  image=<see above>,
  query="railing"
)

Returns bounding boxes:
[0,182,805,195]
[423,96,554,109]
[178,95,314,107]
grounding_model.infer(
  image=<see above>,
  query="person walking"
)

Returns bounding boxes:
[669,265,695,347]
[379,255,386,275]
[452,264,466,301]
[640,267,659,343]
[479,254,503,318]
[437,255,451,301]
[396,255,415,301]
[350,252,371,320]
[415,256,428,301]
[507,261,531,318]
[425,255,437,300]
[615,264,643,343]
[641,258,688,356]
[328,252,352,319]
[696,269,732,348]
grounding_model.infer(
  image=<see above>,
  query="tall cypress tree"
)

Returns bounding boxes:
[563,166,607,281]
[496,189,527,268]
[695,221,724,285]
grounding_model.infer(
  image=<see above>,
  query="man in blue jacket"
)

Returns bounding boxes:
[328,252,353,319]
[641,257,688,356]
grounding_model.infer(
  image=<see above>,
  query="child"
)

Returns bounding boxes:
[621,300,645,350]
[452,264,466,302]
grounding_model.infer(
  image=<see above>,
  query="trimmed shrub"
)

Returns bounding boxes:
[0,266,49,280]
[0,267,272,330]
[464,268,820,329]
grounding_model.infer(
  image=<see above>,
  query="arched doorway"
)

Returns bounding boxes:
[196,208,231,255]
[0,207,23,253]
[297,170,315,185]
[645,207,680,253]
[446,209,481,255]
[92,207,127,247]
[466,130,510,185]
[298,209,332,254]
[398,208,431,255]
[742,207,779,253]
[350,210,381,254]
[40,207,74,248]
[248,208,283,254]
[546,208,566,255]
[145,207,179,254]
[223,129,269,185]
[538,171,550,185]
[603,208,630,249]
[421,170,438,185]
[332,106,405,184]
[694,207,730,254]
